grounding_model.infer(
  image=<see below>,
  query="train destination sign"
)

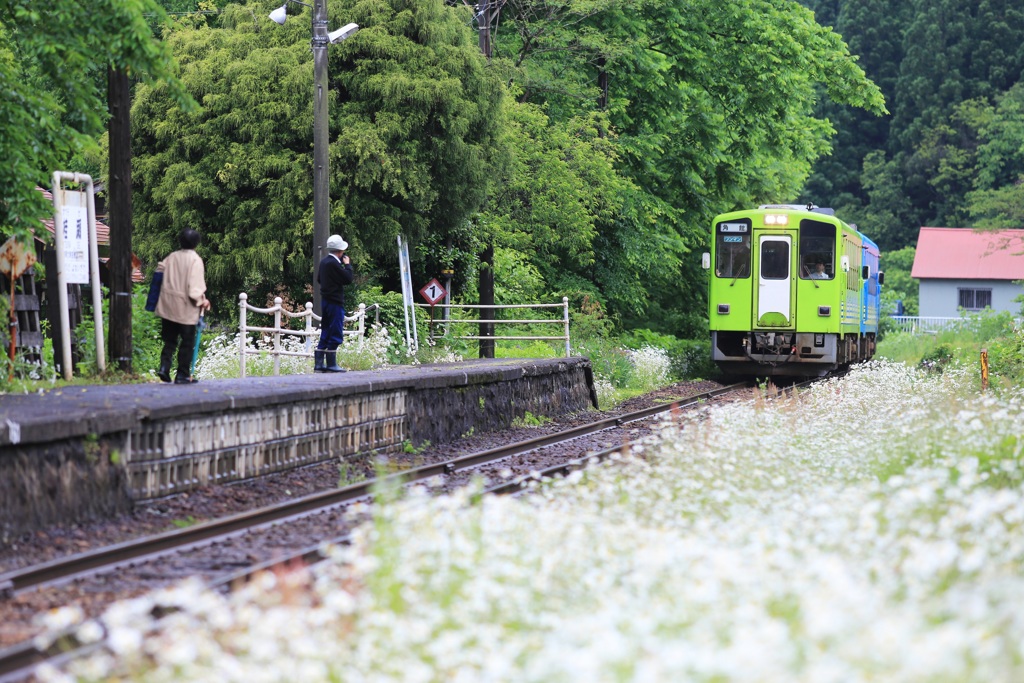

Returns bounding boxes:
[720,223,749,233]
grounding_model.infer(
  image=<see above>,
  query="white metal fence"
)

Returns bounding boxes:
[419,297,572,357]
[888,316,968,334]
[237,294,371,377]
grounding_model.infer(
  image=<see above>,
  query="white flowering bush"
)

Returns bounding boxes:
[592,377,616,409]
[41,359,1024,682]
[194,324,396,379]
[627,344,671,392]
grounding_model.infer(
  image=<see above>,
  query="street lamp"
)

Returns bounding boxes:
[269,0,358,316]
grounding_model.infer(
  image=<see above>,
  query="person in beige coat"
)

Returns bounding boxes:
[154,229,211,384]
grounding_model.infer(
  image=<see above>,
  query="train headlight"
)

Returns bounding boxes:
[764,214,789,226]
[818,306,831,316]
[717,304,730,314]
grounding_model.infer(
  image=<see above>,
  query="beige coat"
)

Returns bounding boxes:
[154,249,207,325]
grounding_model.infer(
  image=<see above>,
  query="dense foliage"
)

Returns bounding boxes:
[120,0,884,338]
[2,0,891,342]
[0,0,192,241]
[801,0,1024,248]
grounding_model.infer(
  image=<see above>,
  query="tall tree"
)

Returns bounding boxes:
[130,0,504,308]
[0,0,192,241]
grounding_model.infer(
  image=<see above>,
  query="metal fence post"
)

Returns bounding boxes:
[273,297,283,376]
[358,303,366,349]
[563,296,570,357]
[304,302,314,357]
[239,293,248,378]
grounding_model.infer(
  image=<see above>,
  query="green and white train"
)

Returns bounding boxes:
[703,204,883,377]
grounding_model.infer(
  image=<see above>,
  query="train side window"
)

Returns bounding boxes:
[799,219,835,280]
[715,220,751,278]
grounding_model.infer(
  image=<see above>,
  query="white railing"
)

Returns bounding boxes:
[888,316,966,334]
[419,297,571,357]
[237,294,368,377]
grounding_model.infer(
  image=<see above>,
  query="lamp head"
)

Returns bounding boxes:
[328,22,359,43]
[269,5,287,24]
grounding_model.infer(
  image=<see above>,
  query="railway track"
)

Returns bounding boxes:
[0,380,760,682]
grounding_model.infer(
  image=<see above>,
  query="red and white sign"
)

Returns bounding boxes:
[419,278,447,305]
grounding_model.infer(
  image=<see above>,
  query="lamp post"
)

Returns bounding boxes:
[270,1,358,316]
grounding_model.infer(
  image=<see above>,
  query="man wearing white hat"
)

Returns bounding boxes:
[315,234,354,373]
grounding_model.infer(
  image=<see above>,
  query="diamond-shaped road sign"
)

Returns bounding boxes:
[419,278,447,305]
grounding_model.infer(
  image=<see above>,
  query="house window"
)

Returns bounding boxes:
[958,288,992,311]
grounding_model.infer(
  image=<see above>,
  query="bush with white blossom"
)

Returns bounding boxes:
[40,359,1024,682]
[194,324,395,379]
[627,344,671,392]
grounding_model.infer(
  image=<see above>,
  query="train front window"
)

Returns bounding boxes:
[799,219,836,280]
[760,240,789,279]
[715,220,751,278]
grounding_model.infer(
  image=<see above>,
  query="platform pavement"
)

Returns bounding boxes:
[0,357,597,535]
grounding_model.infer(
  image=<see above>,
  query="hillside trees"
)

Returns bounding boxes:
[128,0,883,336]
[487,0,885,335]
[803,0,1024,244]
[130,0,503,305]
[0,0,191,241]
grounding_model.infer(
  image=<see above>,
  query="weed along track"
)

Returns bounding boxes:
[0,379,752,680]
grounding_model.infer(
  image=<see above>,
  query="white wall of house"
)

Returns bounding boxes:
[918,278,1024,317]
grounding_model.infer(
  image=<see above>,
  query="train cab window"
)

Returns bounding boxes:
[715,219,751,278]
[799,219,836,280]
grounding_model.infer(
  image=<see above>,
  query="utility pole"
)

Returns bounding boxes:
[476,0,500,358]
[108,66,133,373]
[312,0,330,317]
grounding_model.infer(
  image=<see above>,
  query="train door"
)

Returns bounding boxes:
[756,234,793,327]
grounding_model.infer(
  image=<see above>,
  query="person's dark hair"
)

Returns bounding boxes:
[179,228,201,250]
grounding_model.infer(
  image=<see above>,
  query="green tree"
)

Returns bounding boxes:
[0,0,192,240]
[130,0,504,308]
[490,0,885,335]
[879,245,918,316]
[891,0,1024,228]
[802,0,909,210]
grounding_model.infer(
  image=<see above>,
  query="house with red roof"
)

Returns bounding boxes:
[911,227,1024,317]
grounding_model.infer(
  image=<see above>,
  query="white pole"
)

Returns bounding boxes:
[51,172,72,380]
[239,293,248,378]
[357,302,365,350]
[273,297,282,376]
[304,302,314,357]
[83,175,105,372]
[563,296,570,357]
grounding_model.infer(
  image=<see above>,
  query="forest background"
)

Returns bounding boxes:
[1,0,1021,359]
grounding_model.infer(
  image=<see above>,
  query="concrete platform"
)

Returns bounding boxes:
[0,358,596,538]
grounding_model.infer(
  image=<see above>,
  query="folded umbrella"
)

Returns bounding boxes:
[190,314,205,378]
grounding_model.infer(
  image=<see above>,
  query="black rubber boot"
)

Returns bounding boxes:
[324,349,346,373]
[314,350,327,373]
[157,361,172,383]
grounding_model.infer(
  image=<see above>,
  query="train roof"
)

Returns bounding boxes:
[757,204,836,216]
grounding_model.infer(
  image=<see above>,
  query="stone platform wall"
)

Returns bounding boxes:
[0,358,595,538]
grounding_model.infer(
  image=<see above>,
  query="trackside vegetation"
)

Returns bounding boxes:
[36,360,1024,681]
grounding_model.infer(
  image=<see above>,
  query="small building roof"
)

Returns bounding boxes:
[911,227,1024,280]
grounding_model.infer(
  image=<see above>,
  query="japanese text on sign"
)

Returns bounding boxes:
[60,191,90,284]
